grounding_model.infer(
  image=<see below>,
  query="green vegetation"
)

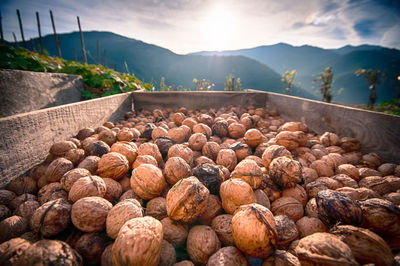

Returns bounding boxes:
[281,70,296,95]
[224,74,241,91]
[378,99,400,116]
[193,78,215,91]
[313,67,334,103]
[355,68,386,107]
[0,44,151,100]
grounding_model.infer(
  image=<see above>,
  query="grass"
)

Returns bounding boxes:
[0,44,154,99]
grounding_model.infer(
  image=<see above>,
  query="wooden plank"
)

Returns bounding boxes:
[0,92,133,188]
[132,91,268,111]
[263,91,400,164]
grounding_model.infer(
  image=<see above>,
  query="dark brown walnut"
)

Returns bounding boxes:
[84,140,110,157]
[340,137,361,152]
[207,246,248,266]
[232,203,278,258]
[0,190,16,206]
[71,196,112,233]
[138,142,163,164]
[359,175,400,195]
[198,194,223,225]
[261,175,281,202]
[14,200,39,220]
[132,154,158,169]
[228,122,246,139]
[216,149,237,171]
[30,198,71,237]
[231,159,263,189]
[295,232,358,265]
[131,164,165,200]
[255,189,271,209]
[77,127,95,141]
[29,163,48,181]
[186,225,220,265]
[112,216,163,266]
[141,123,156,140]
[106,199,143,239]
[17,239,82,265]
[331,174,358,188]
[101,243,113,266]
[316,189,363,226]
[164,157,192,185]
[244,128,263,147]
[310,159,334,177]
[262,249,300,266]
[110,141,138,165]
[220,178,256,214]
[337,164,360,181]
[319,132,340,147]
[75,232,108,265]
[355,187,381,200]
[0,237,31,265]
[166,176,209,223]
[282,184,307,206]
[269,157,302,188]
[8,193,37,211]
[100,178,121,202]
[359,167,382,178]
[65,148,85,166]
[119,189,143,205]
[212,120,229,138]
[161,217,188,247]
[211,214,234,246]
[81,136,99,150]
[7,176,37,197]
[359,198,400,237]
[192,163,223,194]
[188,133,207,151]
[230,142,252,162]
[77,155,100,174]
[155,136,175,155]
[274,215,299,249]
[159,240,177,266]
[296,216,327,238]
[197,114,214,127]
[168,144,194,165]
[68,175,106,202]
[378,163,397,176]
[330,225,393,266]
[202,141,221,162]
[49,140,77,157]
[38,182,68,205]
[97,152,129,180]
[342,151,362,165]
[385,192,400,205]
[279,121,308,133]
[272,197,304,222]
[0,205,11,221]
[305,181,329,199]
[45,157,74,182]
[146,197,167,220]
[0,216,28,243]
[362,152,383,169]
[98,129,117,146]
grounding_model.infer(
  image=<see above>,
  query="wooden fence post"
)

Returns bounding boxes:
[103,49,107,67]
[16,9,26,48]
[36,12,44,54]
[77,16,87,64]
[97,40,100,65]
[50,10,62,58]
[12,32,19,47]
[0,11,4,43]
[30,38,36,52]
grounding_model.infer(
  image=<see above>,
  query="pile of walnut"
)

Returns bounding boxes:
[1,105,400,266]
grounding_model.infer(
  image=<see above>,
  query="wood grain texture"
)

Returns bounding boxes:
[263,92,400,164]
[0,92,133,188]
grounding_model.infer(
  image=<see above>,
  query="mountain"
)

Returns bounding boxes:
[16,31,315,99]
[193,44,400,104]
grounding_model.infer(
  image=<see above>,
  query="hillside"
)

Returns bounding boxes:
[195,44,400,104]
[16,31,315,99]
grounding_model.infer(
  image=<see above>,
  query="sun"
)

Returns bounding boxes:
[201,4,236,51]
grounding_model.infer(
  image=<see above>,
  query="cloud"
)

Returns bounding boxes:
[353,19,376,38]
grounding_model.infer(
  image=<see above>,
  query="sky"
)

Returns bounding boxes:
[0,0,399,54]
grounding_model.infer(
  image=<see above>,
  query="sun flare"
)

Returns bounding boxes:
[201,4,236,51]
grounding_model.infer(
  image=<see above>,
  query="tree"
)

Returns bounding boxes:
[224,74,241,91]
[160,77,165,91]
[313,67,333,103]
[193,78,215,91]
[281,70,296,95]
[355,69,386,107]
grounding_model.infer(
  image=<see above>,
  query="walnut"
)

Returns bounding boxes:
[132,154,158,169]
[45,158,74,182]
[202,141,221,162]
[84,140,110,157]
[188,133,207,151]
[8,193,36,211]
[172,112,185,125]
[116,128,134,141]
[110,141,138,165]
[131,164,165,200]
[320,132,340,146]
[161,217,188,247]
[296,216,327,238]
[77,127,95,141]
[279,122,308,132]
[198,194,223,225]
[244,128,263,147]
[186,225,220,265]
[164,157,192,185]
[0,205,11,221]
[232,203,278,258]
[228,122,246,139]
[168,144,194,165]
[146,197,167,220]
[14,200,39,220]
[212,120,229,138]
[271,197,304,222]
[220,179,256,214]
[75,232,108,265]
[49,140,77,157]
[274,214,299,249]
[0,237,31,265]
[71,196,112,232]
[216,149,237,171]
[78,155,100,174]
[6,176,37,196]
[310,159,334,177]
[168,126,190,143]
[0,216,28,243]
[282,184,308,206]
[192,163,223,195]
[68,175,107,202]
[103,178,123,202]
[269,157,302,188]
[340,137,360,152]
[159,240,177,266]
[38,182,68,205]
[65,148,85,166]
[97,152,129,180]
[336,164,360,181]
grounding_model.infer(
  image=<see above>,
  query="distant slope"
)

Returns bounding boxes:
[194,43,400,104]
[20,31,315,99]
